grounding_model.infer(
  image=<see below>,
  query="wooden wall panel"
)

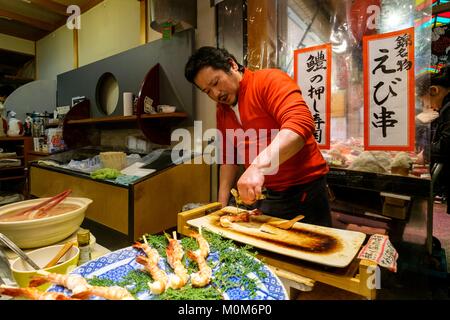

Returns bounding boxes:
[133,161,211,240]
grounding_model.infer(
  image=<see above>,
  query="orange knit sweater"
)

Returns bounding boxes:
[216,68,328,191]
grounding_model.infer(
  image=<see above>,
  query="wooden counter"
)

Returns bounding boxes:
[29,159,211,242]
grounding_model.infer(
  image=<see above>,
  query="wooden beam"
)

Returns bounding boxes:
[0,28,41,41]
[29,0,68,17]
[80,0,105,13]
[139,0,148,44]
[73,29,79,69]
[433,2,450,15]
[0,9,55,31]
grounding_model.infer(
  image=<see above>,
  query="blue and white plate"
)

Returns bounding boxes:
[48,246,288,300]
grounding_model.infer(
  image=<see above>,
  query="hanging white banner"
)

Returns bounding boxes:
[363,27,415,151]
[294,44,332,149]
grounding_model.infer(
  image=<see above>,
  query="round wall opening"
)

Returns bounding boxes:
[96,72,119,115]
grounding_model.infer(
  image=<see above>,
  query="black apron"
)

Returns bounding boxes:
[228,175,332,226]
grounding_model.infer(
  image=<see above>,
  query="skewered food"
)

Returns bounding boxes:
[165,232,189,289]
[0,285,76,300]
[134,241,169,295]
[219,208,262,228]
[186,228,212,288]
[30,270,89,294]
[71,285,135,300]
[29,270,135,300]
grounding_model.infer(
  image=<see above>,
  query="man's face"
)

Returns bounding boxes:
[194,60,242,106]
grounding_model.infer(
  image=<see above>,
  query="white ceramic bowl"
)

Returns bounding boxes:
[0,197,93,249]
[157,105,176,113]
[11,244,80,289]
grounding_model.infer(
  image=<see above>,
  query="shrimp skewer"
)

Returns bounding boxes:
[133,240,168,295]
[165,231,189,289]
[0,285,76,300]
[186,250,212,288]
[30,270,134,300]
[219,209,262,228]
[29,270,89,294]
[190,227,210,258]
[220,212,251,228]
[187,227,212,287]
[71,285,135,300]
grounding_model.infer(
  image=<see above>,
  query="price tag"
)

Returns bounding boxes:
[357,234,398,272]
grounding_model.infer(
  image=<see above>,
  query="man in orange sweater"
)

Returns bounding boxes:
[185,47,331,226]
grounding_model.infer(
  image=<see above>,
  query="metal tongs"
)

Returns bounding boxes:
[0,246,16,287]
[0,233,40,270]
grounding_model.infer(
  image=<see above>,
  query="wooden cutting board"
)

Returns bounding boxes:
[187,206,366,268]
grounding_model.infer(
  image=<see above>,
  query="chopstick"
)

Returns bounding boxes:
[11,190,72,218]
[43,241,75,268]
[33,190,73,219]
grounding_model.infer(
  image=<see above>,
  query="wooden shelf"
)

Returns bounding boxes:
[0,136,32,142]
[0,155,25,160]
[0,175,26,181]
[27,151,50,156]
[141,113,187,119]
[66,115,137,124]
[46,123,61,128]
[65,112,188,125]
[0,166,25,171]
[2,75,34,85]
[62,64,190,147]
[0,136,31,198]
[0,156,23,160]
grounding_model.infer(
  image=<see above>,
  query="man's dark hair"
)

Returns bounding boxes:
[417,65,450,96]
[184,46,244,84]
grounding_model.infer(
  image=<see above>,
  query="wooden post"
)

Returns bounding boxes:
[358,259,378,300]
[247,0,278,70]
[140,0,149,44]
[73,29,79,69]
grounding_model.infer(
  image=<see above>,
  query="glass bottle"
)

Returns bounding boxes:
[77,229,91,266]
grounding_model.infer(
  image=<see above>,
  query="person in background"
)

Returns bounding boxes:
[184,46,331,226]
[0,85,14,136]
[417,65,450,214]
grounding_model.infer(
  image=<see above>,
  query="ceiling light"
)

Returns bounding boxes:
[21,0,32,3]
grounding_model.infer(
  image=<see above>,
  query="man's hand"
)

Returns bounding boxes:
[236,164,265,204]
